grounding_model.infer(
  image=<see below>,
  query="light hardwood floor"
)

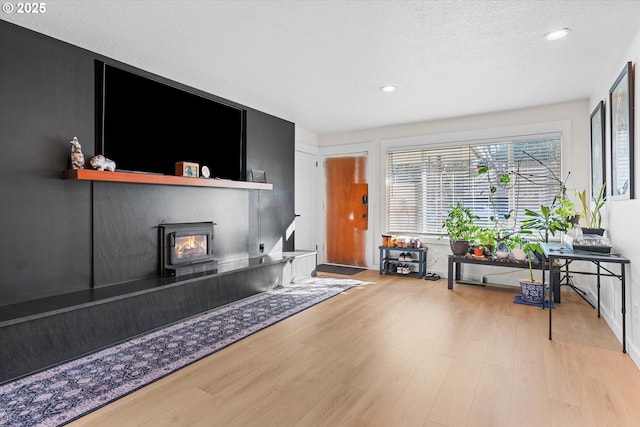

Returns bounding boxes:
[69,270,640,427]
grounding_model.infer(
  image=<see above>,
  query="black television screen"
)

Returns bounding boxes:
[97,63,245,180]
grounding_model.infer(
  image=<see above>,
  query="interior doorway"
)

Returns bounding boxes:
[294,150,318,251]
[324,155,368,267]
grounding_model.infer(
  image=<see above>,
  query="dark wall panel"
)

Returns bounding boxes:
[246,110,295,256]
[92,182,249,285]
[0,21,295,306]
[0,22,94,303]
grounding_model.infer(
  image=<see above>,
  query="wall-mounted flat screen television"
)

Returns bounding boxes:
[96,62,246,180]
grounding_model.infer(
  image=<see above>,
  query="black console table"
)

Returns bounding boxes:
[447,254,561,302]
[541,243,630,353]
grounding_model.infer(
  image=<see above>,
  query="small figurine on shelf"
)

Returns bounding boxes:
[90,155,116,172]
[70,137,85,169]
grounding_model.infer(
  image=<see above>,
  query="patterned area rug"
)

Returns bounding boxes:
[0,277,363,427]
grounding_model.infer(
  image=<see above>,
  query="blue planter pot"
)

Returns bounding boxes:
[519,280,545,304]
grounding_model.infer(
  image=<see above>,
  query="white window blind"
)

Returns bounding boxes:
[385,134,562,234]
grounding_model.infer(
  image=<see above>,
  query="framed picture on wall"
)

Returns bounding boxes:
[609,61,635,199]
[590,100,606,199]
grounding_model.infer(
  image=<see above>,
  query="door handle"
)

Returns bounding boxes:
[362,214,368,219]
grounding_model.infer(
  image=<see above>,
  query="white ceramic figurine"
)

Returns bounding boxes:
[70,137,85,169]
[90,155,116,172]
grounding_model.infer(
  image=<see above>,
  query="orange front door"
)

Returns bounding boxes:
[325,156,368,267]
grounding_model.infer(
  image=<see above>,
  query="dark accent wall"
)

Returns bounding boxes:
[0,21,294,305]
[246,109,296,257]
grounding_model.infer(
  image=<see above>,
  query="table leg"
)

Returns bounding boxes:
[547,256,553,340]
[597,263,601,318]
[447,258,454,289]
[552,265,561,303]
[622,264,626,353]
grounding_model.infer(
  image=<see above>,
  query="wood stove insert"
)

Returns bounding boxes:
[159,222,217,276]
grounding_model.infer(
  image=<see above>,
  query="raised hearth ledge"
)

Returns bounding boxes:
[63,169,273,190]
[0,252,316,327]
[0,251,317,383]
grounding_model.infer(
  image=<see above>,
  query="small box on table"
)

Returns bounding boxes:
[175,162,199,178]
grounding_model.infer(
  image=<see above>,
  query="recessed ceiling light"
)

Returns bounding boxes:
[380,85,397,92]
[543,28,572,41]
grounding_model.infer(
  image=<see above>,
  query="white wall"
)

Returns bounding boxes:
[586,27,640,367]
[295,126,320,148]
[317,98,640,369]
[294,126,320,254]
[319,100,590,273]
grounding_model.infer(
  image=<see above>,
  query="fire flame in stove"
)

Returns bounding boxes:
[175,235,207,259]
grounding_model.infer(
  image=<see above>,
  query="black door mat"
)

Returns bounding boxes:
[314,264,366,276]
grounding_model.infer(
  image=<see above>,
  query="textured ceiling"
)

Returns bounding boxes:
[2,0,640,134]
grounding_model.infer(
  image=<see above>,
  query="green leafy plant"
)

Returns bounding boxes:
[441,202,478,242]
[521,198,577,243]
[478,150,576,283]
[474,227,497,254]
[575,183,605,228]
[502,231,541,281]
[476,163,516,232]
[521,240,543,282]
[505,233,524,250]
[519,196,576,282]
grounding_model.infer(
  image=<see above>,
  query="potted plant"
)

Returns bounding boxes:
[518,195,576,303]
[506,233,528,260]
[442,202,478,255]
[474,227,497,256]
[518,240,545,303]
[575,183,606,235]
[521,198,577,243]
[471,245,485,257]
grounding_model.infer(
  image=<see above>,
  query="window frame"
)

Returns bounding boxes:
[381,124,571,237]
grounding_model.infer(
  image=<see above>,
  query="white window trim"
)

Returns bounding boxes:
[380,120,573,238]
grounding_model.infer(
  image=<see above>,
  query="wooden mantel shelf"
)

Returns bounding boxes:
[63,169,273,190]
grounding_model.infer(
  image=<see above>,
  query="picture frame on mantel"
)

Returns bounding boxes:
[250,169,267,183]
[609,61,635,199]
[590,100,606,200]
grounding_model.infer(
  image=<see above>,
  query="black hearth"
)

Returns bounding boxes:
[159,222,218,276]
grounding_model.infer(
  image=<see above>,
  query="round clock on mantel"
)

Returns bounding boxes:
[201,165,211,178]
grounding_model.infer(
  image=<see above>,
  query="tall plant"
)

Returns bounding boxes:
[476,162,517,235]
[490,150,577,242]
[480,150,577,282]
[576,183,605,228]
[474,150,577,277]
[521,198,577,242]
[521,240,543,282]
